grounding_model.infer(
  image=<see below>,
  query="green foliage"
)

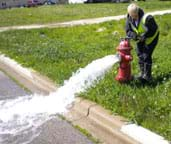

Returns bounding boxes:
[0,14,171,140]
[80,14,171,140]
[74,125,101,144]
[0,1,171,26]
[0,21,123,84]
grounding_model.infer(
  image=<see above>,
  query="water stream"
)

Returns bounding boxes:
[0,55,119,144]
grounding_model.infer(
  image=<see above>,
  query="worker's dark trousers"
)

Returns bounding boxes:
[136,34,159,78]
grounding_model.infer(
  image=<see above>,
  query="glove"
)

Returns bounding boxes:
[131,32,138,40]
[127,32,138,40]
[137,35,146,42]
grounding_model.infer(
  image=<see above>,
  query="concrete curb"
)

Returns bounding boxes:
[66,97,170,144]
[0,55,170,144]
[0,9,171,32]
[65,98,139,144]
[0,54,57,95]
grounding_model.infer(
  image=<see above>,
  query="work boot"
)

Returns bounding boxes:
[143,64,152,82]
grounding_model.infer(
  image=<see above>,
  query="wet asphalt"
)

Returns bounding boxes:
[0,70,93,144]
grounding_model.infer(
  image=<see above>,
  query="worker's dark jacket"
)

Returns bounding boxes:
[125,8,158,43]
[125,8,159,65]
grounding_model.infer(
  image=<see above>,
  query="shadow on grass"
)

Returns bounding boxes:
[124,71,171,88]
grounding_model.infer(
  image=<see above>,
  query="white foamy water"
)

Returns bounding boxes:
[0,55,119,144]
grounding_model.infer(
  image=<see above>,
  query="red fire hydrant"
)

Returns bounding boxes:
[115,38,133,83]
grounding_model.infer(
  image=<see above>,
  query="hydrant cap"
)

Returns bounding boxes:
[117,40,132,51]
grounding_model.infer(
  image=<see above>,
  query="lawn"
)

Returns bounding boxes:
[0,13,171,141]
[0,1,171,27]
[0,23,118,84]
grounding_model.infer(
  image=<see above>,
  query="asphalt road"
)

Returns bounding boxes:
[0,70,30,99]
[0,70,93,144]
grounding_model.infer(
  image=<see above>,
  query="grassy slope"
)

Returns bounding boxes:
[0,1,171,27]
[80,15,171,140]
[0,13,171,141]
[0,23,117,84]
[0,14,171,140]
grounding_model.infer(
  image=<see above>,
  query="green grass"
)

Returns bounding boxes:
[80,15,171,140]
[74,125,101,144]
[59,115,101,143]
[0,14,171,140]
[0,1,171,27]
[0,22,118,84]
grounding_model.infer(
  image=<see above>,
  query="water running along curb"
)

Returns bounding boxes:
[0,9,171,32]
[0,55,170,144]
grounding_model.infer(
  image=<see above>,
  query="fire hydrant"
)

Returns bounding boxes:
[115,38,133,83]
